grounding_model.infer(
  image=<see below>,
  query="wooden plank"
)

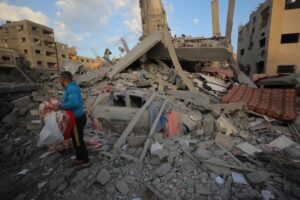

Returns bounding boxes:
[139,100,167,161]
[108,31,162,79]
[114,93,157,149]
[162,28,196,91]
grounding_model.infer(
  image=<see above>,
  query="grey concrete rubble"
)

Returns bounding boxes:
[0,69,296,200]
[1,1,300,200]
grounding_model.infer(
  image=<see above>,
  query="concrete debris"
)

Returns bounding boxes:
[217,116,238,135]
[246,171,270,184]
[231,171,248,184]
[283,147,300,160]
[49,177,65,191]
[96,169,111,185]
[115,180,130,195]
[267,135,299,150]
[71,168,90,184]
[202,116,215,135]
[154,163,172,177]
[236,142,262,156]
[215,133,234,150]
[1,1,300,200]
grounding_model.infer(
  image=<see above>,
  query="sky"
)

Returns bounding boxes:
[0,0,264,58]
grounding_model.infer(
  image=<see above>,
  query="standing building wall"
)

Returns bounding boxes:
[237,0,300,79]
[0,20,58,71]
[56,42,69,68]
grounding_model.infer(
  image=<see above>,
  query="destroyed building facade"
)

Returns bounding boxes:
[0,20,58,71]
[55,42,69,69]
[0,20,102,71]
[237,0,300,79]
[0,47,18,67]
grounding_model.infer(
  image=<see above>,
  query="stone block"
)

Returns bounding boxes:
[96,169,111,185]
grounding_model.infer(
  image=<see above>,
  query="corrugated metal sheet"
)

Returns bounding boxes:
[222,85,297,121]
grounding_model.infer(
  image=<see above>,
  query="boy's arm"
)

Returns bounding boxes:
[59,88,80,110]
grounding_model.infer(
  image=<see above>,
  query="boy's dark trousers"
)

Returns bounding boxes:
[71,113,89,163]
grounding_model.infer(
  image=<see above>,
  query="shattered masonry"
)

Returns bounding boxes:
[1,0,300,200]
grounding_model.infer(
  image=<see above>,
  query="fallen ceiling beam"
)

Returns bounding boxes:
[162,28,197,91]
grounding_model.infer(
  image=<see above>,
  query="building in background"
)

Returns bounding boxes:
[237,0,300,79]
[0,20,101,72]
[55,42,69,68]
[76,55,102,69]
[0,20,58,72]
[67,47,102,69]
[0,47,18,67]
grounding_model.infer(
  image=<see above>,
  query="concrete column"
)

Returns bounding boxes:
[211,0,221,37]
[226,0,235,44]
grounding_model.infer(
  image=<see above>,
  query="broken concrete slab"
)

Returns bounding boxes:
[202,117,214,135]
[236,142,262,156]
[204,157,231,175]
[108,31,163,80]
[154,163,172,177]
[194,148,211,160]
[115,180,130,195]
[283,147,300,160]
[128,134,147,147]
[246,171,270,184]
[215,133,234,150]
[268,135,299,150]
[217,116,238,135]
[49,177,65,191]
[71,168,90,184]
[96,169,111,185]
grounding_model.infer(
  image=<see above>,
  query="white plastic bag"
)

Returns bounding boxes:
[37,112,64,147]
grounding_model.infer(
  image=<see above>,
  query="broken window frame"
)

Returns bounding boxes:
[260,6,270,29]
[281,33,299,44]
[259,38,266,48]
[277,65,295,73]
[285,0,300,10]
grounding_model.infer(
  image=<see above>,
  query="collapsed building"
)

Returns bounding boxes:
[1,0,300,199]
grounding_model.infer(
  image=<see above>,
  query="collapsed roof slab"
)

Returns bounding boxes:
[147,44,233,62]
[108,31,162,80]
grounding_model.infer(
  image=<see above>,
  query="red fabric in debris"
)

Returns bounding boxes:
[222,85,297,122]
[64,110,75,139]
[39,99,75,140]
[165,111,181,137]
[201,67,234,78]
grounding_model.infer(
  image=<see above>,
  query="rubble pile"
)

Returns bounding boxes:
[1,61,300,200]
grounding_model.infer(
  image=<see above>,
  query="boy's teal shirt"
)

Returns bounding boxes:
[59,81,84,118]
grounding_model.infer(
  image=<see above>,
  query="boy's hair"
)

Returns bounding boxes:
[60,71,73,81]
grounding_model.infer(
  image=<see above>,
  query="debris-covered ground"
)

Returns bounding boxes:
[1,61,300,200]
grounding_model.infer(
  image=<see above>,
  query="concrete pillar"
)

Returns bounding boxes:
[226,0,235,44]
[211,0,221,37]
